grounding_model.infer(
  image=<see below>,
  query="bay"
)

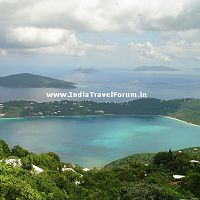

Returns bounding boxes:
[0,115,200,167]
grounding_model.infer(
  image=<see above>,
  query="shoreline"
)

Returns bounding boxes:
[0,114,200,127]
[163,116,200,127]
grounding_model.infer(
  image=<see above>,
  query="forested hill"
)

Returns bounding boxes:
[0,139,200,199]
[1,98,200,125]
[0,73,76,88]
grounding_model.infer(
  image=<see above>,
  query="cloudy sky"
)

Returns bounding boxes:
[0,0,200,76]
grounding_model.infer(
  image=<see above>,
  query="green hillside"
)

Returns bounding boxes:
[0,73,76,88]
[0,139,200,199]
[1,98,200,125]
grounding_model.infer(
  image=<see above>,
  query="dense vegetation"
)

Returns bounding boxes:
[1,98,200,125]
[0,73,76,88]
[0,139,200,199]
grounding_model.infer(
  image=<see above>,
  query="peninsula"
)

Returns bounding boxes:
[0,73,76,89]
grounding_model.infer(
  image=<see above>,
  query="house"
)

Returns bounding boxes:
[95,110,105,114]
[173,175,185,180]
[83,168,90,172]
[1,158,22,167]
[190,160,199,163]
[62,167,76,173]
[32,164,44,174]
[0,113,5,117]
[1,158,44,174]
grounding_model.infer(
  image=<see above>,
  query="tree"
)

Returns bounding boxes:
[11,145,30,157]
[120,182,182,200]
[0,175,42,199]
[153,151,173,167]
[0,139,10,159]
[46,152,60,162]
[181,172,200,197]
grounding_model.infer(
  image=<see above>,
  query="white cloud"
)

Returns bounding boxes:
[0,0,200,64]
[0,26,116,56]
[129,42,170,61]
[0,0,200,32]
[6,27,69,48]
[160,30,200,60]
[1,26,88,56]
[0,49,6,55]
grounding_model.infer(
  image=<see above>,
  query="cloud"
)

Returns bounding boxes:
[160,32,200,61]
[6,27,87,56]
[0,27,87,56]
[128,42,170,61]
[0,0,200,65]
[6,27,69,48]
[0,26,116,56]
[0,49,6,55]
[0,0,200,32]
[0,26,115,56]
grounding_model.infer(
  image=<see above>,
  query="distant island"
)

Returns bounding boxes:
[0,73,76,88]
[73,67,99,74]
[134,66,179,71]
[0,98,200,125]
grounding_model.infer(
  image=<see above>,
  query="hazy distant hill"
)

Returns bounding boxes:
[0,73,76,88]
[73,67,98,74]
[134,66,179,71]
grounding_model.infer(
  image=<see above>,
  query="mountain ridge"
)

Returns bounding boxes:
[1,98,200,125]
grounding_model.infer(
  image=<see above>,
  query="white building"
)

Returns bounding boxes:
[173,175,185,180]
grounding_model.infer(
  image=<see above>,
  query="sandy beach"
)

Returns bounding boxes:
[163,116,200,127]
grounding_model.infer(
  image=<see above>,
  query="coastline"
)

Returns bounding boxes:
[163,116,200,127]
[0,114,200,127]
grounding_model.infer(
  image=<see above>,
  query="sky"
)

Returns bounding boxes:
[0,0,200,76]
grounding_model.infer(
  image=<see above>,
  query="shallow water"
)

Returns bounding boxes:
[0,115,200,167]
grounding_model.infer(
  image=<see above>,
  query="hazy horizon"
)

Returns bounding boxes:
[0,0,200,76]
[0,0,200,101]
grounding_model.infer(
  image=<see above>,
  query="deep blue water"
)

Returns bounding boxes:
[0,70,200,102]
[0,115,200,167]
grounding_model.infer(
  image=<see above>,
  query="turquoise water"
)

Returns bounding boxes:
[0,115,200,167]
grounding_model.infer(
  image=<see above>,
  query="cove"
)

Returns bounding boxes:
[0,115,200,167]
